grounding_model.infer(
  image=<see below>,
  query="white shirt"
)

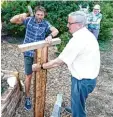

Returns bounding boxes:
[58,27,100,80]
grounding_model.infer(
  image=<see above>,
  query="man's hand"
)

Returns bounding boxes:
[32,63,41,72]
[45,35,52,44]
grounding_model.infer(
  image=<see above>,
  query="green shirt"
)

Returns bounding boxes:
[88,12,102,30]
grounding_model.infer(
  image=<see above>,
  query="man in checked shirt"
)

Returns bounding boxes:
[10,6,59,110]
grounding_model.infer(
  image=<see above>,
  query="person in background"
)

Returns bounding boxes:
[32,11,100,117]
[87,4,102,39]
[10,6,59,111]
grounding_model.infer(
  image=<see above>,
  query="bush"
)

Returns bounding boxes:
[1,1,113,51]
[57,32,71,53]
[1,1,37,37]
[1,1,79,50]
[99,2,113,41]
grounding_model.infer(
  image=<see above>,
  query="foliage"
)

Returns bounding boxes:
[1,1,37,37]
[1,1,113,52]
[57,32,71,53]
[99,2,113,41]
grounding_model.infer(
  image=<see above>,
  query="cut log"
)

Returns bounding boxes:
[1,70,22,91]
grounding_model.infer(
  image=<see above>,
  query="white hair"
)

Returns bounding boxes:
[68,11,87,26]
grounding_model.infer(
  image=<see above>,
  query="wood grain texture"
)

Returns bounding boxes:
[18,38,61,52]
[34,47,48,117]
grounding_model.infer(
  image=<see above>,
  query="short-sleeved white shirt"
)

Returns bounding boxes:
[58,27,100,80]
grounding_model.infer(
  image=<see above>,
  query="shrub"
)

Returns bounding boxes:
[1,1,113,52]
[57,32,71,53]
[1,1,37,37]
[99,2,113,41]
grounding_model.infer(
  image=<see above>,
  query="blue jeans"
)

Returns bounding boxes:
[88,28,99,39]
[71,77,96,117]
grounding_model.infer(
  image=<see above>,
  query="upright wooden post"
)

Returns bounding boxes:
[34,47,48,117]
[18,38,61,117]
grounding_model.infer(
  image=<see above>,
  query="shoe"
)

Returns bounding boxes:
[24,97,32,111]
[64,106,72,114]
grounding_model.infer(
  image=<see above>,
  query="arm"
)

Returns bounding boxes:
[87,13,102,25]
[43,57,64,69]
[45,26,59,43]
[10,13,29,24]
[90,18,101,25]
[32,57,64,71]
[49,26,59,38]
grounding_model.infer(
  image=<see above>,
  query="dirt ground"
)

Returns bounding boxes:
[1,36,113,117]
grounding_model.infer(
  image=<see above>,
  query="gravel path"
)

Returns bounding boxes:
[1,36,113,117]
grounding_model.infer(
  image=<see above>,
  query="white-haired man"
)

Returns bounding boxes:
[32,11,100,117]
[87,4,102,39]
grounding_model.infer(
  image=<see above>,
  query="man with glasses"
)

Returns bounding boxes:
[32,11,100,117]
[87,4,102,39]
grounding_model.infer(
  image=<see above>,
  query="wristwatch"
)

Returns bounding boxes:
[49,34,53,38]
[41,64,44,69]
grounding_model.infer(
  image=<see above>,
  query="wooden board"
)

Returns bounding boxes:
[18,38,61,52]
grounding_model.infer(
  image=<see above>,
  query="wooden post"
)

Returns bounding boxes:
[18,38,61,117]
[34,47,48,117]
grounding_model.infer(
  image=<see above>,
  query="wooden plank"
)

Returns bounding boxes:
[18,38,61,52]
[34,47,48,117]
[51,94,63,117]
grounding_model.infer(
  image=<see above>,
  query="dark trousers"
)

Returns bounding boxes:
[88,28,99,39]
[71,77,96,117]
